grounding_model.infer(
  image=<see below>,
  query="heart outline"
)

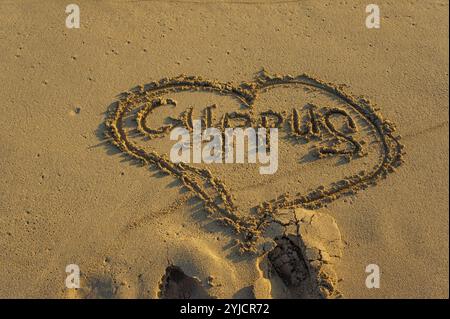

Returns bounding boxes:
[104,70,404,252]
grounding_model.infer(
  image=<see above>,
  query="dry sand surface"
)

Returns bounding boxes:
[0,0,448,298]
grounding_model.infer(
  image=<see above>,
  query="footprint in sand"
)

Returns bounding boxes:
[158,265,212,299]
[154,236,246,299]
[153,207,344,299]
[253,208,343,299]
[63,208,343,299]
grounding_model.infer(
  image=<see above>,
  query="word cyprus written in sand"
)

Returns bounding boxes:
[104,70,404,252]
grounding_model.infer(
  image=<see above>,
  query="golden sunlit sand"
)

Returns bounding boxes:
[0,0,448,298]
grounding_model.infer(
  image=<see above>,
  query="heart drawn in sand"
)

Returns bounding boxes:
[104,70,404,251]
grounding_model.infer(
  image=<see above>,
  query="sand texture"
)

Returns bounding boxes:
[0,0,448,298]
